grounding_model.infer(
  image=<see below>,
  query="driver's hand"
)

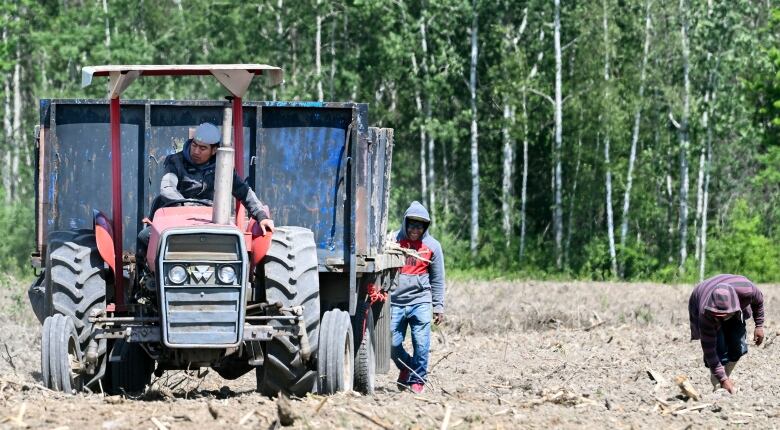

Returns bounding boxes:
[259,218,275,235]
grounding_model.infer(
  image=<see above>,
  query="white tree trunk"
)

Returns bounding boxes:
[420,17,435,219]
[694,144,705,261]
[699,91,715,281]
[620,0,652,256]
[520,90,529,261]
[315,0,323,101]
[273,0,284,100]
[329,17,336,99]
[502,100,515,246]
[553,0,564,269]
[3,75,11,203]
[602,0,618,277]
[102,0,111,49]
[678,0,691,274]
[411,53,427,202]
[11,48,21,200]
[442,139,450,216]
[469,1,480,255]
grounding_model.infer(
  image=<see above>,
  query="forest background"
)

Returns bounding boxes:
[0,0,777,283]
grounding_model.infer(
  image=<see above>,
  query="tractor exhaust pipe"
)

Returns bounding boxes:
[212,106,234,224]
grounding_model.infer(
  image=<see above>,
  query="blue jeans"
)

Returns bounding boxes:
[391,302,431,384]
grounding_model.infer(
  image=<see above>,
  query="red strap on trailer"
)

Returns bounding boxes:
[366,283,388,304]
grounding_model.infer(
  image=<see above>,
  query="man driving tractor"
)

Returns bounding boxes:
[137,122,274,261]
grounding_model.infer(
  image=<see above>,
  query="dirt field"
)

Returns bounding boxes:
[1,279,778,429]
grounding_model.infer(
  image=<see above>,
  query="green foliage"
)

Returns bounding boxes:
[0,197,34,275]
[0,0,777,283]
[707,199,780,282]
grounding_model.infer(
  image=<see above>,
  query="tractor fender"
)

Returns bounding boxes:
[93,210,115,274]
[247,218,272,269]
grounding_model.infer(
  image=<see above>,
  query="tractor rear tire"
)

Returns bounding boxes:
[46,230,106,349]
[372,296,392,374]
[353,301,376,394]
[257,227,320,398]
[108,339,154,395]
[318,309,354,394]
[41,314,84,393]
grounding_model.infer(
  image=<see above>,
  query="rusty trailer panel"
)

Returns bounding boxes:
[36,99,396,278]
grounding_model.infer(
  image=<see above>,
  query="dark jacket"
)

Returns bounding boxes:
[392,201,446,313]
[159,140,268,220]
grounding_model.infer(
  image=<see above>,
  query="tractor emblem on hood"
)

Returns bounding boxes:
[190,265,214,283]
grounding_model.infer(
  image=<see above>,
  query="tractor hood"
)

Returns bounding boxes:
[146,206,239,273]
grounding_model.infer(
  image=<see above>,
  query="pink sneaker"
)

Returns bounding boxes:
[410,383,425,394]
[397,368,410,387]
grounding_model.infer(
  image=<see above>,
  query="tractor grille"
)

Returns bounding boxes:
[159,232,246,347]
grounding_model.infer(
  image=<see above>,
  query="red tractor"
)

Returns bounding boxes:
[30,65,402,396]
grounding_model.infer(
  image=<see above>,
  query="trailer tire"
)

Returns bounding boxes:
[318,309,354,394]
[372,296,392,374]
[353,301,376,394]
[41,314,83,393]
[108,339,154,394]
[257,227,320,397]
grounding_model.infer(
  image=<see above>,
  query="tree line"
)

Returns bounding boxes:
[0,0,777,282]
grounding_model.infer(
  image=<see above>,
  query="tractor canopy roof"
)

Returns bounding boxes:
[81,64,284,98]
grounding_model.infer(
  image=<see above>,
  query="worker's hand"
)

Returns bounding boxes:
[754,326,765,346]
[720,378,735,394]
[259,218,275,235]
[433,312,444,326]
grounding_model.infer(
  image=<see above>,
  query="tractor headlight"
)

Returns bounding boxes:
[168,265,188,284]
[217,265,237,284]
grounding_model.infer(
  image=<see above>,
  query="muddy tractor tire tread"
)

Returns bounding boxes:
[47,230,106,348]
[372,296,392,374]
[41,314,83,393]
[109,339,154,395]
[257,227,321,398]
[353,301,376,394]
[318,309,354,394]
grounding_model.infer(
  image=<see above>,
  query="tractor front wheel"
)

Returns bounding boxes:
[318,309,354,394]
[41,314,84,393]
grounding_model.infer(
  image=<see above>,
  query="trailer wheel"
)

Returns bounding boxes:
[108,339,154,394]
[257,227,320,397]
[41,314,83,393]
[353,301,376,394]
[372,296,392,374]
[318,309,354,394]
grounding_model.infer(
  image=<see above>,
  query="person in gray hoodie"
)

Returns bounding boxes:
[391,201,445,394]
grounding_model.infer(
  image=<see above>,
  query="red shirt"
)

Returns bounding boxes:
[399,239,432,276]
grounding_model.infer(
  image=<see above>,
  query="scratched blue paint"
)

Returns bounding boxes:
[39,100,377,270]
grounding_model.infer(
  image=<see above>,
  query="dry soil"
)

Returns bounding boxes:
[1,278,779,429]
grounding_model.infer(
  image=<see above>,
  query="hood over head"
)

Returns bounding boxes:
[400,201,431,240]
[703,283,742,316]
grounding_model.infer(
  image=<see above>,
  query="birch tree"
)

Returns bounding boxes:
[619,0,652,262]
[469,0,480,256]
[315,0,324,101]
[553,0,564,269]
[602,0,618,277]
[677,0,691,274]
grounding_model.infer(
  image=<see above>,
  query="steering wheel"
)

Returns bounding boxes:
[159,198,213,209]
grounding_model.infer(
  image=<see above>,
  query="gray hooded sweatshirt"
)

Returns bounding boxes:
[392,201,446,313]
